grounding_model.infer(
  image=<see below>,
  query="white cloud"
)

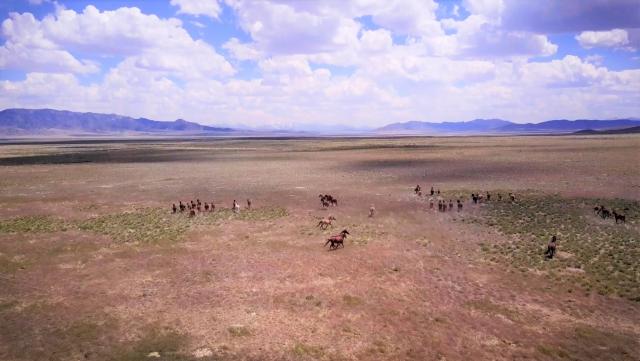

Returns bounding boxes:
[438,14,557,58]
[170,0,222,19]
[360,29,393,53]
[0,6,234,78]
[223,38,262,61]
[584,54,604,66]
[462,0,504,21]
[228,0,361,55]
[576,29,632,50]
[370,0,443,37]
[1,2,638,129]
[0,12,98,73]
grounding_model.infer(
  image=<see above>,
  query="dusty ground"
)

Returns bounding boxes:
[0,135,639,360]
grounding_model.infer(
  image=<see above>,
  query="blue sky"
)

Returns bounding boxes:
[1,0,639,129]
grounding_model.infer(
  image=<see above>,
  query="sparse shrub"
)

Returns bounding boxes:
[471,193,640,302]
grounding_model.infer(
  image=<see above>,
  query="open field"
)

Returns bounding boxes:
[0,135,639,360]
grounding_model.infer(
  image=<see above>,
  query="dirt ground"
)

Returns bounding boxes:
[0,135,639,361]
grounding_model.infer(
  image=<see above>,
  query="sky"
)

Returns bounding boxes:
[0,0,639,130]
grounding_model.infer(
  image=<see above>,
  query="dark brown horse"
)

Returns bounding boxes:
[612,210,626,224]
[325,229,349,250]
[319,194,338,207]
[544,235,557,259]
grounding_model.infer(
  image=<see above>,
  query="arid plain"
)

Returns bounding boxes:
[0,135,639,361]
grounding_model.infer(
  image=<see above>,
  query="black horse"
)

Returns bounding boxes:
[612,210,626,224]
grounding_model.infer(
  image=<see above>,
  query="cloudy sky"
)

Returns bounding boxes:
[0,0,639,129]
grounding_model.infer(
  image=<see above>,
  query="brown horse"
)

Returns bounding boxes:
[317,215,336,229]
[325,229,349,250]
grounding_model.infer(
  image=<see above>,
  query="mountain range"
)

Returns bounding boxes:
[0,108,234,136]
[573,126,640,135]
[1,108,640,137]
[376,118,640,134]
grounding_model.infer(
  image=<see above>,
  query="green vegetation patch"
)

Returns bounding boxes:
[77,208,190,244]
[77,206,288,244]
[196,206,288,223]
[0,215,68,234]
[477,194,640,301]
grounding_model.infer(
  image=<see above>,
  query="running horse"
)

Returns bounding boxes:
[325,229,350,250]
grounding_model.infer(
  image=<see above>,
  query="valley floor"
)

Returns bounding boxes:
[0,135,639,360]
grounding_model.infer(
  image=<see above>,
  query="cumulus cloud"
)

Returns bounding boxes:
[0,12,98,73]
[170,0,222,19]
[228,0,361,55]
[576,29,637,51]
[370,0,442,37]
[439,14,557,58]
[0,1,638,128]
[0,6,234,78]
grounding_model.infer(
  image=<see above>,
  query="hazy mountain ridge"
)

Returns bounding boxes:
[378,118,640,134]
[573,126,640,135]
[0,108,234,135]
[378,119,512,133]
[2,108,640,137]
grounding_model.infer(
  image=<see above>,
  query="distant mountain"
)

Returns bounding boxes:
[498,119,640,133]
[0,108,234,136]
[377,118,640,134]
[377,119,512,134]
[573,126,640,135]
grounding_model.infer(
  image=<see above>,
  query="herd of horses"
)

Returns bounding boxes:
[319,194,338,207]
[594,205,627,223]
[168,186,629,253]
[171,198,251,218]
